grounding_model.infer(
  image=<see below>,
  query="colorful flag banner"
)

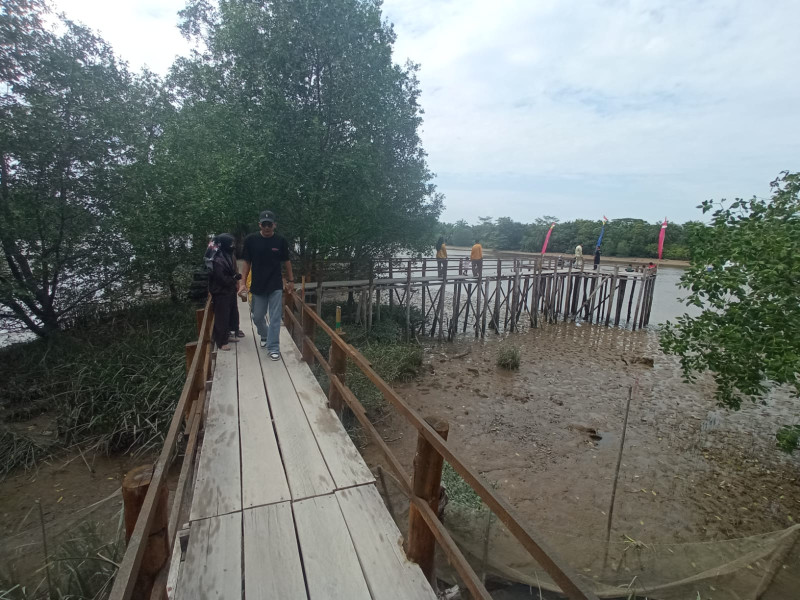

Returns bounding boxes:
[658,217,668,260]
[596,216,609,248]
[541,222,556,255]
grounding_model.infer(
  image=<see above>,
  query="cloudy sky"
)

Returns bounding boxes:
[52,0,800,225]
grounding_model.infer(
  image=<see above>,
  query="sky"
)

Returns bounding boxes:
[50,0,800,225]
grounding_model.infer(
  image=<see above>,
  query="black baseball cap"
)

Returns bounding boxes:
[259,210,276,224]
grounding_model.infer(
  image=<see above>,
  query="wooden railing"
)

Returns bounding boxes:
[283,289,599,600]
[109,298,214,600]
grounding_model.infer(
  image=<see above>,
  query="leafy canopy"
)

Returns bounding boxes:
[659,172,800,446]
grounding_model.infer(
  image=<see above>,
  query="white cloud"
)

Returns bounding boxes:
[383,0,800,222]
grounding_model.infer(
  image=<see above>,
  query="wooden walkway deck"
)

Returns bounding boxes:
[170,300,437,599]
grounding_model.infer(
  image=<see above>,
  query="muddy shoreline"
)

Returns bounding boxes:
[364,322,799,552]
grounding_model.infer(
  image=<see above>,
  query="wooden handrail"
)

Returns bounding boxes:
[110,297,213,600]
[286,291,598,600]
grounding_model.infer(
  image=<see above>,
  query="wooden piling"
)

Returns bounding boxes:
[407,417,450,584]
[122,465,169,600]
[464,283,473,333]
[631,274,646,330]
[437,275,446,342]
[605,267,619,326]
[328,340,347,413]
[405,263,412,338]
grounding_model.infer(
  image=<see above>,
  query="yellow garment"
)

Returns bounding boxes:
[436,243,447,259]
[470,243,483,260]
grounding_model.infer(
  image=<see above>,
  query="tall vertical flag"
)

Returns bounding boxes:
[658,217,668,260]
[541,222,556,254]
[596,216,609,248]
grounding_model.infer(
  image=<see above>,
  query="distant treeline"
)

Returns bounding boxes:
[439,217,698,260]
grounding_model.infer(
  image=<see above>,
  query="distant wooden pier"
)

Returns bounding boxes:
[303,257,659,339]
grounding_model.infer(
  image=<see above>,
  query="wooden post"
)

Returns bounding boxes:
[122,465,169,600]
[316,279,323,315]
[389,259,394,309]
[195,308,205,336]
[405,263,412,338]
[328,340,347,413]
[632,274,646,330]
[626,278,637,324]
[302,306,316,364]
[407,417,450,584]
[367,263,375,331]
[185,342,197,375]
[474,274,482,338]
[605,267,619,326]
[481,277,490,337]
[437,273,446,341]
[614,279,627,326]
[463,283,473,332]
[492,260,502,333]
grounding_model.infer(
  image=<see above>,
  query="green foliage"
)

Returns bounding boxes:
[173,0,443,270]
[443,215,695,259]
[442,462,485,512]
[0,300,196,472]
[776,425,800,454]
[660,172,800,414]
[0,517,123,599]
[0,3,153,335]
[496,344,521,370]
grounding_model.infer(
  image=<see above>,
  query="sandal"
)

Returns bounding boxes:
[235,330,246,338]
[220,344,231,351]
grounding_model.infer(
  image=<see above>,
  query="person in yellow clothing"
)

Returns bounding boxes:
[435,236,448,278]
[470,239,483,276]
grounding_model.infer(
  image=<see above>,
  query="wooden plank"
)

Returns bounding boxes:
[189,346,241,521]
[242,503,307,599]
[293,494,372,600]
[238,302,291,508]
[279,329,374,489]
[175,512,241,600]
[255,335,335,500]
[336,485,437,600]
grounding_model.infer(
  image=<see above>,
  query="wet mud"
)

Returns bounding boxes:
[365,322,800,548]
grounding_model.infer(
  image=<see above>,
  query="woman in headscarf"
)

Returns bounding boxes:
[208,234,243,351]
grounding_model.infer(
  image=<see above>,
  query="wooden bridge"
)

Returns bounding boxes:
[109,289,601,600]
[303,256,659,340]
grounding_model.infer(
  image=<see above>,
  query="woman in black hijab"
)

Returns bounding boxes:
[208,234,243,350]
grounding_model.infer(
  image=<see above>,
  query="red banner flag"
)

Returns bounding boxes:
[657,218,668,260]
[541,222,556,255]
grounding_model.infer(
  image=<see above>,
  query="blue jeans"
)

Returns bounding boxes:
[251,289,283,353]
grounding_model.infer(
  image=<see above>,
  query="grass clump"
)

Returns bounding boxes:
[0,518,123,600]
[0,300,197,473]
[442,462,485,512]
[496,344,521,370]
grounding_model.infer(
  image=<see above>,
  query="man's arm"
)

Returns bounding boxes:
[239,260,251,293]
[283,260,294,292]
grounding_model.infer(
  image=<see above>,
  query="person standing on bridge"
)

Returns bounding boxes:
[207,234,242,351]
[238,210,294,361]
[470,239,483,276]
[574,243,583,268]
[436,236,448,278]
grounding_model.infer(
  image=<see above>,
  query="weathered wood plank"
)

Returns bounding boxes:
[337,485,437,600]
[293,494,372,600]
[242,503,307,600]
[175,512,241,600]
[189,347,241,521]
[238,303,291,508]
[256,333,335,500]
[279,329,374,490]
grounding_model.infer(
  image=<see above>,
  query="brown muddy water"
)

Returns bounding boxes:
[364,321,799,554]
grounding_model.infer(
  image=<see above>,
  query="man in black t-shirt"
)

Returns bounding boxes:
[239,210,294,360]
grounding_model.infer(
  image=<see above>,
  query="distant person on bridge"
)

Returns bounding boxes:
[207,234,242,352]
[470,239,483,276]
[593,246,601,270]
[239,210,294,361]
[574,243,583,268]
[436,236,448,278]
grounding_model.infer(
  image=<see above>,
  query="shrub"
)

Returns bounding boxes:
[496,345,521,370]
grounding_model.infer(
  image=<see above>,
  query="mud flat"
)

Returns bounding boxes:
[365,322,799,550]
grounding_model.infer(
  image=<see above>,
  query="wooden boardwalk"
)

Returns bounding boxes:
[170,300,437,599]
